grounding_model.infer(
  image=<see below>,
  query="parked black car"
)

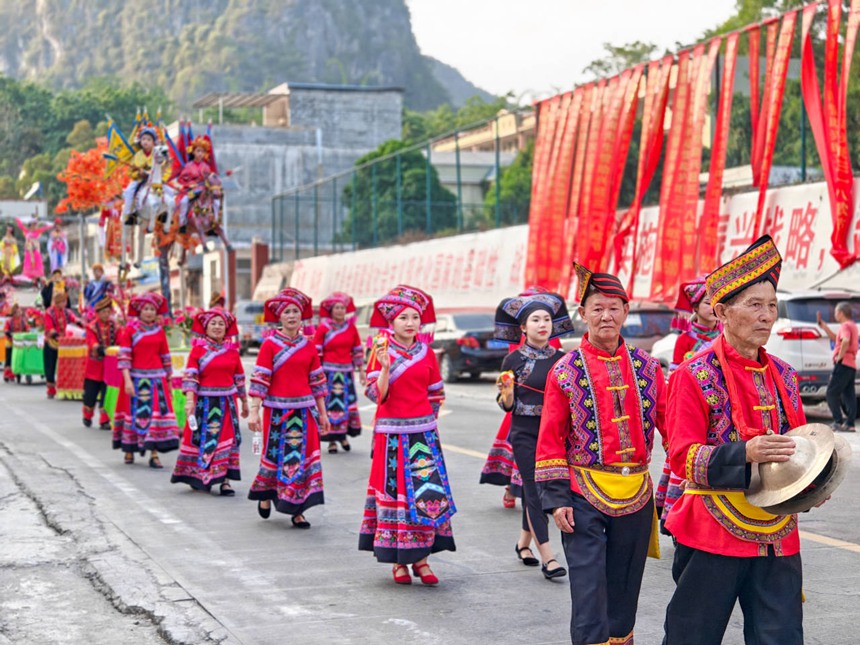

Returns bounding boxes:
[430,310,510,382]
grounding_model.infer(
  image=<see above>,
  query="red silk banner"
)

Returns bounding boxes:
[651,49,693,301]
[753,11,798,238]
[539,90,584,287]
[749,25,760,169]
[524,96,562,285]
[681,39,720,280]
[558,84,595,291]
[614,56,673,283]
[534,91,572,286]
[752,20,780,187]
[576,69,641,274]
[575,77,616,269]
[700,32,739,272]
[801,0,860,268]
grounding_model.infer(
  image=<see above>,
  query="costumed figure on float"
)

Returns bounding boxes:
[112,293,180,468]
[113,115,175,270]
[15,217,51,280]
[247,288,330,528]
[171,308,247,495]
[1,224,21,277]
[313,292,364,454]
[164,122,231,261]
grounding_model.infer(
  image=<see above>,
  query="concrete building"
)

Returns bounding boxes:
[430,150,517,228]
[190,82,403,296]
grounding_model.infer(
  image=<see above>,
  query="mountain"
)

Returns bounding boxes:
[0,0,493,111]
[426,57,496,107]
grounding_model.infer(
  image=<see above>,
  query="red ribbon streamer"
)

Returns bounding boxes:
[700,33,739,273]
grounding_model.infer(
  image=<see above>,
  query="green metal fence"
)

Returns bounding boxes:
[270,115,531,261]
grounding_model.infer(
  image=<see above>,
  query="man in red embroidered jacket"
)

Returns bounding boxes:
[536,264,667,645]
[663,235,806,645]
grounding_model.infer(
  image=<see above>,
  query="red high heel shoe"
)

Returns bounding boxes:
[411,562,439,586]
[502,487,516,509]
[392,564,412,585]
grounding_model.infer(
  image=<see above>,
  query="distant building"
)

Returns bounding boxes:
[430,150,517,226]
[0,200,48,223]
[432,109,535,155]
[181,82,404,296]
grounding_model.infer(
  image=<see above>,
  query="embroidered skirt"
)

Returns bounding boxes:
[247,406,324,516]
[359,428,456,564]
[479,412,523,495]
[320,369,361,440]
[112,375,180,454]
[171,394,241,490]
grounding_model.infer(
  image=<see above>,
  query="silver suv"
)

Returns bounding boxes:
[768,290,860,401]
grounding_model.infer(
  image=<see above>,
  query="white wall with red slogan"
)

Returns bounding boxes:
[289,178,860,308]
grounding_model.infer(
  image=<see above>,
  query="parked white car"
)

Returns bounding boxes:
[768,290,860,401]
[653,289,860,401]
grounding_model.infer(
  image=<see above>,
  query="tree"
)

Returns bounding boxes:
[341,140,457,246]
[483,141,533,226]
[402,94,513,144]
[56,139,129,214]
[582,41,660,79]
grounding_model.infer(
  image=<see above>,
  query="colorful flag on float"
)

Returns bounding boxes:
[177,120,187,164]
[128,107,142,145]
[104,120,134,178]
[164,129,185,181]
[205,121,218,174]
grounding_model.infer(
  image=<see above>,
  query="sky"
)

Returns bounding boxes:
[407,0,738,103]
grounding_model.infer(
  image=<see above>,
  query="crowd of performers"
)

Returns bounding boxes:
[0,235,826,643]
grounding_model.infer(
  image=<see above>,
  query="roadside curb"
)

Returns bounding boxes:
[0,442,232,645]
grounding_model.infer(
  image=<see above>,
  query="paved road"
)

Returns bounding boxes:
[1,366,859,644]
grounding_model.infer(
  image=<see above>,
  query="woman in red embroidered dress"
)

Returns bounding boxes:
[112,293,180,467]
[359,285,455,586]
[313,292,364,454]
[171,309,248,495]
[247,288,330,528]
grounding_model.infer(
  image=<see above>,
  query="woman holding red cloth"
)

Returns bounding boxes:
[313,292,364,454]
[4,303,29,383]
[82,298,119,429]
[481,286,560,508]
[171,309,248,495]
[359,285,455,586]
[112,293,180,467]
[247,288,329,528]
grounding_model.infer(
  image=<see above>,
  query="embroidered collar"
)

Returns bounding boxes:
[518,342,557,360]
[580,334,625,359]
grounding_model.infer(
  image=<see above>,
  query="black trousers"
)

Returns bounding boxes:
[561,492,653,645]
[663,543,803,645]
[43,346,58,384]
[826,363,856,426]
[509,417,549,545]
[82,378,107,410]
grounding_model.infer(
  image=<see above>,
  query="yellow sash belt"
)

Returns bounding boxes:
[684,489,793,536]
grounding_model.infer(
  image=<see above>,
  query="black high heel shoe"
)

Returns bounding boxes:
[515,544,539,566]
[291,515,311,529]
[257,500,271,519]
[541,559,567,580]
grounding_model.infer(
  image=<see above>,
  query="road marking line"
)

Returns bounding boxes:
[442,443,487,459]
[800,530,860,554]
